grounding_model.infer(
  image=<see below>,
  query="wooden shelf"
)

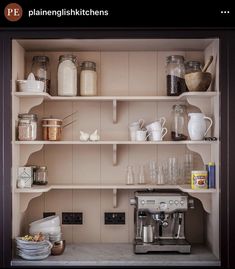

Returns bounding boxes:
[14,140,216,145]
[14,91,217,101]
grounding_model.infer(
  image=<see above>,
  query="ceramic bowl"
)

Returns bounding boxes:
[29,226,61,236]
[30,215,60,229]
[51,240,66,255]
[185,72,212,92]
[17,79,44,92]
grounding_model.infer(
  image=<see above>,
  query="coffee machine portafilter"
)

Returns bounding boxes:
[130,191,191,254]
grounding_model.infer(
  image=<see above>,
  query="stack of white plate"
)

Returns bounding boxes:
[16,237,52,260]
[29,215,62,243]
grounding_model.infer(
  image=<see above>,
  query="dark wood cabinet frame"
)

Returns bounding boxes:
[0,28,234,268]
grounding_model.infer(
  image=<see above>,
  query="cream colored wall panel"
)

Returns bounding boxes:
[61,226,73,244]
[73,52,101,95]
[129,52,157,96]
[100,102,128,140]
[72,101,100,141]
[157,145,186,166]
[23,194,44,234]
[157,51,186,96]
[101,190,129,243]
[44,145,73,184]
[128,145,157,184]
[101,145,128,185]
[100,52,128,96]
[73,145,100,185]
[185,51,204,63]
[27,148,44,167]
[44,101,73,140]
[72,190,101,243]
[128,102,157,130]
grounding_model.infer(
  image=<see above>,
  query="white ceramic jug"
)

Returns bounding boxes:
[188,113,213,141]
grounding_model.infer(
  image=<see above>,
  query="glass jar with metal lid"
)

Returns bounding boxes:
[31,56,50,93]
[166,55,188,96]
[34,166,48,185]
[18,114,37,141]
[185,61,202,74]
[58,55,78,96]
[80,61,97,96]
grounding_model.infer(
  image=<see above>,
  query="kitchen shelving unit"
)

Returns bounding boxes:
[11,38,220,266]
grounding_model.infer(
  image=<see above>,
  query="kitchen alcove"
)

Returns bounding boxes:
[11,38,220,266]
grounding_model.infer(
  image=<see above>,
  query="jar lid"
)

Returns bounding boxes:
[166,55,185,63]
[172,104,186,112]
[32,56,49,63]
[38,166,47,170]
[80,61,96,71]
[185,61,202,68]
[59,55,77,63]
[18,113,37,120]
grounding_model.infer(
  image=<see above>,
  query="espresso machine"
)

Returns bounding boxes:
[130,191,192,254]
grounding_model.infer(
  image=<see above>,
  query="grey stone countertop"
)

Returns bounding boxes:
[12,243,220,267]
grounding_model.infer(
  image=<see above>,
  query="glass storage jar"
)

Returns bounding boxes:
[31,56,50,93]
[34,166,48,185]
[58,55,78,96]
[166,55,188,96]
[80,61,97,96]
[18,114,37,141]
[185,61,202,74]
[171,104,188,141]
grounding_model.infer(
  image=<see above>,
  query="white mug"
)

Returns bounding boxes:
[129,119,145,141]
[151,128,167,141]
[130,119,145,129]
[146,117,166,132]
[136,130,150,141]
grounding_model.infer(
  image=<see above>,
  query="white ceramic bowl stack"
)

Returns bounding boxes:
[15,237,52,260]
[29,215,62,243]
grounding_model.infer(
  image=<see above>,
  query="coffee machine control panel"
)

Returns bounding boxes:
[136,193,188,213]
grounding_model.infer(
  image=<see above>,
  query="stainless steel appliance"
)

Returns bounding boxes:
[130,191,191,254]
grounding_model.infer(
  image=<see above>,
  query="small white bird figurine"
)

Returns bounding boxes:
[80,131,90,141]
[89,130,100,141]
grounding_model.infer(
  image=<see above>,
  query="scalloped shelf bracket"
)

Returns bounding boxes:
[188,193,212,213]
[20,144,44,165]
[20,193,43,213]
[186,144,211,164]
[20,97,44,113]
[186,96,212,114]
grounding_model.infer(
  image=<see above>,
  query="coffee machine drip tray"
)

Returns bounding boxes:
[134,239,191,254]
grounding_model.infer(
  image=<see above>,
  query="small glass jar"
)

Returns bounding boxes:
[58,55,78,96]
[18,114,37,141]
[31,56,50,93]
[34,166,48,185]
[185,61,202,74]
[171,104,188,141]
[166,55,188,96]
[80,61,97,96]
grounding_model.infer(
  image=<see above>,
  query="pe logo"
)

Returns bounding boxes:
[4,3,23,22]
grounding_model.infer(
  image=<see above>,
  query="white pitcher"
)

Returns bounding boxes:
[188,113,213,141]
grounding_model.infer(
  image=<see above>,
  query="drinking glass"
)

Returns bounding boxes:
[126,165,134,185]
[184,153,193,184]
[168,157,178,184]
[137,165,146,184]
[148,160,157,184]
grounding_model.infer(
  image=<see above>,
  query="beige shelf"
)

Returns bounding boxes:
[14,140,216,145]
[15,184,217,193]
[14,91,217,101]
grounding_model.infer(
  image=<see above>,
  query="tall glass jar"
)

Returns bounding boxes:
[34,166,48,185]
[31,56,50,93]
[171,104,188,141]
[18,114,37,141]
[80,61,97,96]
[166,55,188,96]
[58,55,78,96]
